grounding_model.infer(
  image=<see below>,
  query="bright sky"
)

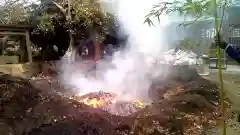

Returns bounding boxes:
[0,0,40,6]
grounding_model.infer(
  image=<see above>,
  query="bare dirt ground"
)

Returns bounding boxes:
[201,68,240,135]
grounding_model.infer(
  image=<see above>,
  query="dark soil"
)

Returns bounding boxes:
[0,65,222,135]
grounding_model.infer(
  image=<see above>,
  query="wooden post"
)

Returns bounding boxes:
[94,36,101,62]
[25,31,32,62]
[19,35,26,62]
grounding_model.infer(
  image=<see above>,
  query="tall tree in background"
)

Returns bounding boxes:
[50,0,116,62]
[0,0,29,24]
[178,37,201,52]
[0,0,120,61]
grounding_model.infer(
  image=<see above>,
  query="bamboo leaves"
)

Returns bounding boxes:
[144,0,227,27]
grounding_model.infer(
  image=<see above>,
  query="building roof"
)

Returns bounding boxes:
[0,24,34,32]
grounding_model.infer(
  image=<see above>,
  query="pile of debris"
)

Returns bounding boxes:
[0,74,132,135]
[0,64,223,135]
[134,65,222,135]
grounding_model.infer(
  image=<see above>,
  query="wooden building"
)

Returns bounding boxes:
[0,24,33,64]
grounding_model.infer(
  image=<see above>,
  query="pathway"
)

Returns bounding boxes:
[201,66,240,135]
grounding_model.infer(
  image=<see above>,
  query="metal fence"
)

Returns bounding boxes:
[229,37,240,46]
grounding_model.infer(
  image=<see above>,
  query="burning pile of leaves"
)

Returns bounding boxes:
[71,91,146,116]
[0,65,225,135]
[0,74,133,135]
[72,91,118,108]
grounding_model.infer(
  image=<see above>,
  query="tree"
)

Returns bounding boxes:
[0,0,40,24]
[0,0,126,61]
[0,0,26,24]
[32,0,119,60]
[178,37,201,52]
[144,0,233,56]
[144,0,230,27]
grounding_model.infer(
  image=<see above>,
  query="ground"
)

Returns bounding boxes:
[201,65,240,135]
[203,65,240,106]
[0,63,237,135]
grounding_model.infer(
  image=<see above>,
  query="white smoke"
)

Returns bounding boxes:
[59,0,199,103]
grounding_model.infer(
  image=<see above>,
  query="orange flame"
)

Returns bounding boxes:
[82,98,104,108]
[71,92,146,109]
[133,100,146,108]
[78,96,116,108]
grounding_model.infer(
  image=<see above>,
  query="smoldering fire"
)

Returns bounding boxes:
[71,91,146,115]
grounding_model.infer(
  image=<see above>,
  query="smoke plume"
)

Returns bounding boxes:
[59,0,198,103]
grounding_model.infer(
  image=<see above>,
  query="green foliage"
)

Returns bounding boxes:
[0,0,29,24]
[0,0,115,35]
[33,0,116,40]
[38,13,55,32]
[0,0,117,61]
[178,37,201,51]
[145,0,231,27]
[71,0,116,38]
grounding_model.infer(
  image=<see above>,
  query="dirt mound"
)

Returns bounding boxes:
[149,65,219,102]
[134,66,221,135]
[0,74,131,135]
[132,93,219,135]
[0,65,223,135]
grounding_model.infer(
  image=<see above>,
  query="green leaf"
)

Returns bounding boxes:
[144,18,154,27]
[145,0,229,27]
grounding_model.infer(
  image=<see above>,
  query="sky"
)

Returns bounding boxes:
[0,0,40,6]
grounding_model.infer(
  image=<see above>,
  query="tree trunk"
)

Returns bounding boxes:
[63,32,75,63]
[19,36,28,62]
[94,38,101,62]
